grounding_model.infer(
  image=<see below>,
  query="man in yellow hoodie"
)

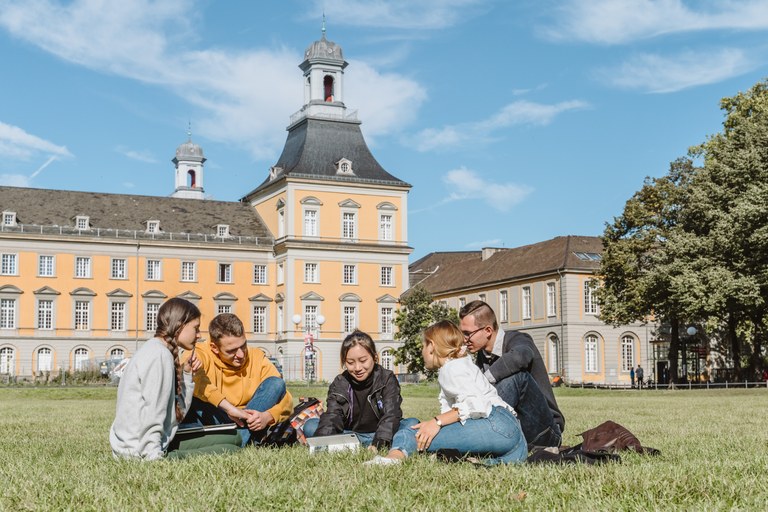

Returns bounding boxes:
[182,313,292,446]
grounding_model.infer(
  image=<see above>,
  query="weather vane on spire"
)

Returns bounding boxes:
[322,12,326,38]
[187,120,192,141]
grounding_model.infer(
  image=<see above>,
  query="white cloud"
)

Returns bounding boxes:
[116,146,157,164]
[311,0,489,30]
[0,0,426,160]
[599,49,757,93]
[0,173,33,187]
[464,238,503,249]
[409,100,588,152]
[0,121,73,160]
[542,0,768,44]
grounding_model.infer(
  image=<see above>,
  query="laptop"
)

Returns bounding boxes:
[306,433,360,454]
[176,423,238,436]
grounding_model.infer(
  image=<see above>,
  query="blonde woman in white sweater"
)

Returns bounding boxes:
[109,298,240,460]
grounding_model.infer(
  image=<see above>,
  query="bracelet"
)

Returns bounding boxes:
[434,416,443,427]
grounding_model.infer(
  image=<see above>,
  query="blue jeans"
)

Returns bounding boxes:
[302,417,420,448]
[392,406,527,465]
[495,372,561,449]
[181,376,287,447]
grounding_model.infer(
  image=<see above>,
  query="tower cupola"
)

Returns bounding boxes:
[171,127,206,199]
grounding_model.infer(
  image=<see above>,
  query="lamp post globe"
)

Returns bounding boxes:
[686,326,697,336]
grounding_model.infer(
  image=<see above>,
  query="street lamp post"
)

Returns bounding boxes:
[292,312,325,382]
[684,326,697,384]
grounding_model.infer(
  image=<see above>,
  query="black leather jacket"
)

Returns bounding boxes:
[315,364,403,448]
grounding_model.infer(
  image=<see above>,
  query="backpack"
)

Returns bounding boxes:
[263,397,324,447]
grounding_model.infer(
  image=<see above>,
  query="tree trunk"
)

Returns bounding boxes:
[728,310,741,380]
[668,315,680,385]
[749,314,763,380]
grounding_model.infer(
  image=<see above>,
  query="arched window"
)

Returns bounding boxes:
[381,349,394,371]
[324,75,334,102]
[303,347,317,382]
[548,335,559,374]
[74,348,89,371]
[110,348,125,360]
[187,170,196,187]
[584,335,598,373]
[38,347,52,372]
[0,347,14,374]
[621,335,635,372]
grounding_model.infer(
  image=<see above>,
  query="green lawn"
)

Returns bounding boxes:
[0,384,765,511]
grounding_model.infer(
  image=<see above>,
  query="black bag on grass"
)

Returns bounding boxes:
[263,397,323,447]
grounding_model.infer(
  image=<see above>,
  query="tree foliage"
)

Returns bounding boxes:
[598,79,768,381]
[393,286,458,375]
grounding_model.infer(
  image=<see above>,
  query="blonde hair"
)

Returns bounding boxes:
[423,320,466,365]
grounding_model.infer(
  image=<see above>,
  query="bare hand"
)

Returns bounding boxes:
[367,445,379,453]
[183,348,201,374]
[226,408,249,428]
[412,420,441,451]
[244,410,273,431]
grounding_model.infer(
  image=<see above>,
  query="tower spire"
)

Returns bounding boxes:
[321,12,326,39]
[187,120,192,142]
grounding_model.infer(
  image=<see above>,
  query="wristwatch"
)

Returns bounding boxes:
[434,416,443,427]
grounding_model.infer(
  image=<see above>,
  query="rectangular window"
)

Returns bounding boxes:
[253,305,267,334]
[37,300,53,330]
[381,307,393,335]
[304,305,318,334]
[380,266,393,286]
[181,261,196,282]
[146,259,161,281]
[343,306,357,333]
[522,287,531,320]
[146,303,160,331]
[217,304,232,315]
[380,214,393,241]
[500,291,508,323]
[218,263,232,283]
[585,281,598,314]
[621,336,635,372]
[111,258,127,280]
[253,264,267,284]
[304,263,318,283]
[277,263,284,285]
[547,283,557,317]
[38,255,55,277]
[343,264,357,285]
[111,302,126,331]
[0,298,15,329]
[75,257,91,278]
[217,225,229,237]
[74,301,90,331]
[76,216,89,230]
[304,209,318,237]
[585,335,598,373]
[146,220,159,233]
[2,212,15,226]
[1,254,17,275]
[342,212,356,239]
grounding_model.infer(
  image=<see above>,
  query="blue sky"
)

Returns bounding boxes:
[1,0,767,260]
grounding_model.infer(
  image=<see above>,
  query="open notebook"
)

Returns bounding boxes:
[306,433,360,454]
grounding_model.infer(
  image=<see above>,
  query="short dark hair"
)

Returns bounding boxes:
[340,330,377,366]
[208,313,245,344]
[459,300,498,331]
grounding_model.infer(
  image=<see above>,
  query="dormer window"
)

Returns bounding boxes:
[269,166,283,181]
[216,224,230,238]
[336,158,354,176]
[146,220,160,234]
[2,211,17,227]
[75,216,90,230]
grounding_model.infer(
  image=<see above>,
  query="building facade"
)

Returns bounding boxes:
[409,236,658,386]
[0,32,411,382]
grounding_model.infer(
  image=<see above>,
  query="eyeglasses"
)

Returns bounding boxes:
[461,327,484,340]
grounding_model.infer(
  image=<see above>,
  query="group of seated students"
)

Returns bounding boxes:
[110,297,564,464]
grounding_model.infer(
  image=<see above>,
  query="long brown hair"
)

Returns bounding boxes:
[154,298,201,422]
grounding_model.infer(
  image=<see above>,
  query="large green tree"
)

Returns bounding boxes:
[394,286,458,375]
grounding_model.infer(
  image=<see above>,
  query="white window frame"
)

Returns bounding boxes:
[522,287,531,320]
[216,224,230,238]
[38,255,55,277]
[277,209,285,238]
[0,298,16,329]
[379,213,393,241]
[218,263,233,284]
[253,305,267,334]
[343,264,357,285]
[75,216,90,230]
[181,261,196,282]
[37,347,53,372]
[2,211,16,227]
[341,211,356,240]
[380,307,394,338]
[110,302,127,331]
[1,253,18,276]
[585,334,598,373]
[111,258,127,280]
[548,335,559,373]
[146,302,160,332]
[585,281,599,315]
[0,347,14,374]
[380,348,394,371]
[146,220,160,233]
[75,256,91,279]
[74,300,91,331]
[253,264,267,284]
[304,263,319,283]
[304,304,319,336]
[343,305,357,334]
[146,259,162,281]
[380,266,393,287]
[547,282,557,317]
[73,347,89,371]
[217,304,232,315]
[277,263,284,285]
[621,335,635,372]
[37,299,54,330]
[303,209,318,237]
[499,291,509,323]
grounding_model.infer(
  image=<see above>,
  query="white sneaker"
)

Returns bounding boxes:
[363,455,401,466]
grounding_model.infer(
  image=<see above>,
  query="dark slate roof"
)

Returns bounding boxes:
[409,236,603,295]
[0,186,272,244]
[243,118,410,198]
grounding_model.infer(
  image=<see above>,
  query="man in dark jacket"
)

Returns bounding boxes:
[460,300,564,448]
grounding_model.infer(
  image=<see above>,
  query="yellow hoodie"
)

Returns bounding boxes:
[188,341,293,424]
